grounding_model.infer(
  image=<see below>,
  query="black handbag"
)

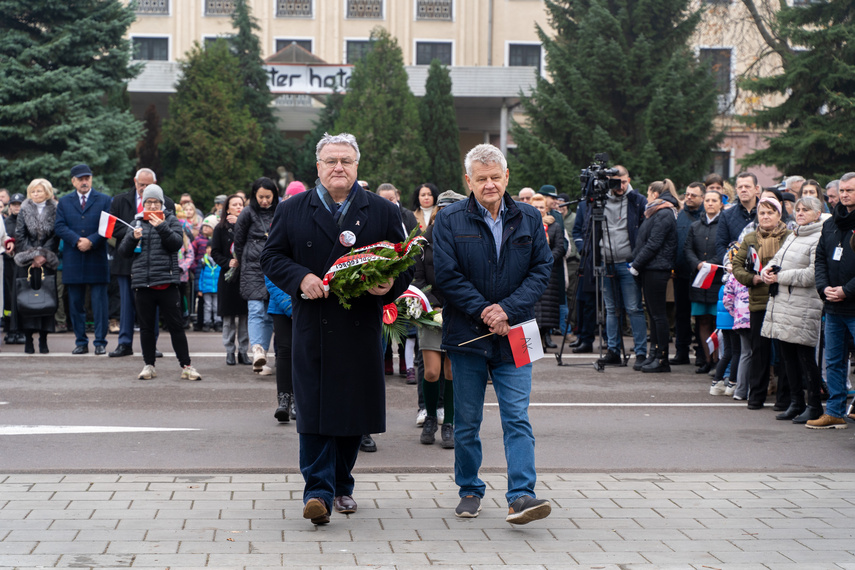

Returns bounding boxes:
[16,266,58,318]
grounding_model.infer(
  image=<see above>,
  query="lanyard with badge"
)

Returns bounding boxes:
[834,241,844,261]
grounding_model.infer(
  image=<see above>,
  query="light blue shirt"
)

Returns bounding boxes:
[476,199,506,260]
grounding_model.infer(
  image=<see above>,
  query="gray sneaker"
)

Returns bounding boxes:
[420,416,438,445]
[455,495,481,518]
[506,495,551,524]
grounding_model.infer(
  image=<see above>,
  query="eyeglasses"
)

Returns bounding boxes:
[321,158,356,168]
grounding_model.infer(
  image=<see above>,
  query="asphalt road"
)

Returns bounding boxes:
[2,332,855,473]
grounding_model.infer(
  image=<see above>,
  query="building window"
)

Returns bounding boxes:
[204,35,236,52]
[346,40,374,64]
[276,39,313,53]
[416,41,452,66]
[347,0,382,19]
[135,0,169,15]
[710,150,731,180]
[132,37,169,61]
[699,48,732,95]
[508,43,541,74]
[276,1,312,17]
[416,0,452,20]
[205,0,235,16]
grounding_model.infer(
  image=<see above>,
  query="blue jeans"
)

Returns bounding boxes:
[603,263,647,355]
[450,350,538,505]
[821,313,855,418]
[247,299,273,349]
[67,283,108,347]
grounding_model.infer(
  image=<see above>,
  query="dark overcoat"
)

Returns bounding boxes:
[260,183,413,436]
[210,221,248,317]
[685,214,723,305]
[54,189,112,284]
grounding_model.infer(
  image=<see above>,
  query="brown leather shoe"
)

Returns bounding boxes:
[303,498,330,525]
[334,495,357,514]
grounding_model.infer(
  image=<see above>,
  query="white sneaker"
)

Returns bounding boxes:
[416,408,427,426]
[255,364,274,376]
[709,380,726,396]
[437,408,445,424]
[138,364,156,380]
[252,344,267,371]
[724,381,736,396]
[181,365,202,381]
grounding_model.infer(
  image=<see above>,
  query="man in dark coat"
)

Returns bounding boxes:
[671,182,705,365]
[108,168,174,357]
[433,143,553,525]
[260,133,413,526]
[54,164,112,355]
[715,172,761,260]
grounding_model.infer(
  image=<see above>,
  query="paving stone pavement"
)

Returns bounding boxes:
[2,472,855,569]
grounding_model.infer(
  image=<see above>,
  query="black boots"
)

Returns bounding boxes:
[641,349,671,373]
[275,392,292,423]
[237,352,251,365]
[226,351,236,365]
[792,388,823,424]
[776,388,806,421]
[24,333,34,354]
[634,352,656,371]
[541,329,557,349]
[38,333,48,354]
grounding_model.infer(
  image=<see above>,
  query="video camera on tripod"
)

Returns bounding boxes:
[580,153,621,205]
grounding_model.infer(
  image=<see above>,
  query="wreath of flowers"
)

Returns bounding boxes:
[325,227,426,309]
[382,285,442,347]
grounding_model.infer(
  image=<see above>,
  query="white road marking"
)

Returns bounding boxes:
[487,403,742,407]
[0,425,200,435]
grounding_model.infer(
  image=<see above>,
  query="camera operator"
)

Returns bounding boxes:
[585,165,649,368]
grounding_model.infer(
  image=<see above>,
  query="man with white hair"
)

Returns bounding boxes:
[107,168,174,357]
[261,133,414,526]
[433,143,553,524]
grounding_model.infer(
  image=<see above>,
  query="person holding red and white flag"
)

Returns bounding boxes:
[685,189,725,374]
[433,144,553,525]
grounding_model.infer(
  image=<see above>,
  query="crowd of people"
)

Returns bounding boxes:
[561,167,855,429]
[2,143,853,526]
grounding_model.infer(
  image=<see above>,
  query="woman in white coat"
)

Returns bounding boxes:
[760,196,825,423]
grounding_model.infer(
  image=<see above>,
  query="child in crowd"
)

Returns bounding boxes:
[198,244,221,332]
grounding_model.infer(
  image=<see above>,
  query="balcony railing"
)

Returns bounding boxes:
[135,0,169,15]
[347,0,382,19]
[416,0,452,21]
[277,1,312,17]
[205,0,235,16]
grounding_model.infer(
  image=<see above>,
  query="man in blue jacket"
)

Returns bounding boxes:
[433,144,553,525]
[54,164,112,355]
[715,172,761,261]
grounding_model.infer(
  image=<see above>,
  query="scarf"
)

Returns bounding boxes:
[644,198,677,219]
[755,221,788,261]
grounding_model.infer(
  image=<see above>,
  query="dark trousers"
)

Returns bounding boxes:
[673,276,692,356]
[747,310,772,406]
[299,433,362,509]
[642,270,671,354]
[272,313,293,395]
[779,340,822,408]
[67,283,108,347]
[117,275,159,347]
[715,330,740,382]
[135,285,190,367]
[575,289,596,345]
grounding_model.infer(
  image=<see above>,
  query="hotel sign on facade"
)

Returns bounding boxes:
[265,64,353,94]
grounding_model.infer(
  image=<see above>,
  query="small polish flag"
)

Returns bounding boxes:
[692,263,721,289]
[98,211,132,239]
[508,319,544,368]
[748,245,762,273]
[706,330,724,359]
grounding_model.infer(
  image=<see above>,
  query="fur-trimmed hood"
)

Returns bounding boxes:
[14,198,60,269]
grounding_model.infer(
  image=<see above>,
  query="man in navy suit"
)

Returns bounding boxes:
[54,164,113,354]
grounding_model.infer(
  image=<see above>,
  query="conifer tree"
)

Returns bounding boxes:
[335,27,428,199]
[0,0,143,194]
[292,93,346,186]
[420,60,464,193]
[739,2,855,180]
[231,0,288,179]
[510,0,721,195]
[160,40,263,205]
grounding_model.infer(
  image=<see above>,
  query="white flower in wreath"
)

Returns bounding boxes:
[405,297,422,319]
[433,312,443,325]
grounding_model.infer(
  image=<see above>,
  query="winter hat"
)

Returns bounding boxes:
[538,184,558,198]
[202,215,219,229]
[141,184,165,205]
[214,194,227,204]
[285,181,307,197]
[437,190,467,207]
